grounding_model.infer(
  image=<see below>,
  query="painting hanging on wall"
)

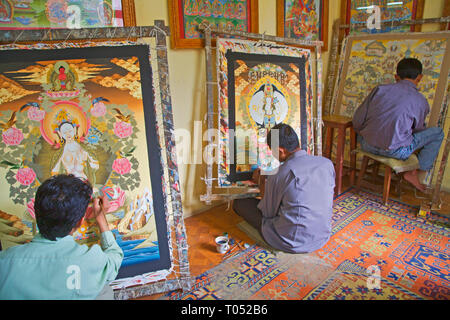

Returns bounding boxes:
[168,0,259,49]
[341,0,424,34]
[0,42,173,286]
[331,32,450,128]
[0,0,136,30]
[277,0,329,51]
[217,38,314,186]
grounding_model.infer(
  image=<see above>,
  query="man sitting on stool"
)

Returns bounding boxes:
[352,58,444,192]
[232,123,335,254]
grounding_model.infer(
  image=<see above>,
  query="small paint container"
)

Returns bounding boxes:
[215,236,230,254]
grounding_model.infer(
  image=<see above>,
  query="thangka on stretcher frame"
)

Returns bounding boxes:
[0,42,173,287]
[217,38,314,186]
[330,32,450,127]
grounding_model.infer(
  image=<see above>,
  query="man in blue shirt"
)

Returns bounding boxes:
[0,174,124,299]
[233,123,335,254]
[352,58,444,192]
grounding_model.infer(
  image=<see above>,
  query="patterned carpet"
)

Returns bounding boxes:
[163,189,450,300]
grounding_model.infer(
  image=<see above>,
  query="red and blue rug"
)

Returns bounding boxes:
[163,189,449,300]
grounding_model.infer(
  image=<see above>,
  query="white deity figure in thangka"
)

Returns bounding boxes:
[248,77,289,130]
[50,109,99,182]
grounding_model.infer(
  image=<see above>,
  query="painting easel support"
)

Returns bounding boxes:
[0,25,170,43]
[431,95,450,210]
[0,20,192,300]
[199,22,324,205]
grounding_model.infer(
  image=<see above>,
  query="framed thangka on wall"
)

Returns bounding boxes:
[277,0,329,51]
[341,0,424,34]
[217,38,314,185]
[0,0,136,30]
[168,0,259,49]
[0,42,174,288]
[331,32,450,128]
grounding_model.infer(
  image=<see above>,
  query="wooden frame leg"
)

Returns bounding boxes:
[372,162,380,179]
[396,173,403,198]
[356,156,369,192]
[324,127,334,159]
[349,127,356,185]
[383,166,392,205]
[335,127,346,195]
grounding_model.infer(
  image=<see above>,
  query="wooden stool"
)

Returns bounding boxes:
[355,149,420,205]
[323,115,357,195]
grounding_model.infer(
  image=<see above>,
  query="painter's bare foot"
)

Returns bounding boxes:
[403,170,426,192]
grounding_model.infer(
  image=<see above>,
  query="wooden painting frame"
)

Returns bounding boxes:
[276,0,329,51]
[168,0,259,49]
[340,0,425,34]
[0,0,136,30]
[442,0,450,30]
[121,0,137,27]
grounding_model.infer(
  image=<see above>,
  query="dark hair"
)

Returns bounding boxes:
[396,58,422,80]
[34,174,93,241]
[267,123,300,152]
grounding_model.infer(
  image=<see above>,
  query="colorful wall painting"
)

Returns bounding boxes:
[331,32,450,129]
[0,42,172,284]
[341,0,424,34]
[0,0,134,30]
[217,38,314,186]
[277,0,329,50]
[168,0,259,48]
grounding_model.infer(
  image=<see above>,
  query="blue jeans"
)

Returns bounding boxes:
[359,127,444,171]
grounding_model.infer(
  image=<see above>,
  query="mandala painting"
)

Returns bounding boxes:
[0,42,172,284]
[217,38,314,185]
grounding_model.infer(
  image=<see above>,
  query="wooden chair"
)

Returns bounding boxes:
[355,149,420,205]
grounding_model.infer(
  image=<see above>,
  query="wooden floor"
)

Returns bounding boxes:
[135,202,257,300]
[137,174,449,300]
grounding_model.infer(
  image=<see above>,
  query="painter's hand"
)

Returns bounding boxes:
[252,168,261,185]
[92,195,110,233]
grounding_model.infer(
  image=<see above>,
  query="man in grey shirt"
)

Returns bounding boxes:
[352,58,444,191]
[233,124,335,254]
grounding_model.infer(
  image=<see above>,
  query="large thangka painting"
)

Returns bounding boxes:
[0,42,172,285]
[217,38,314,186]
[331,32,450,127]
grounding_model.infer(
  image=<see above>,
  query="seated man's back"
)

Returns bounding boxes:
[0,174,123,300]
[0,232,121,299]
[258,150,335,253]
[355,79,429,151]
